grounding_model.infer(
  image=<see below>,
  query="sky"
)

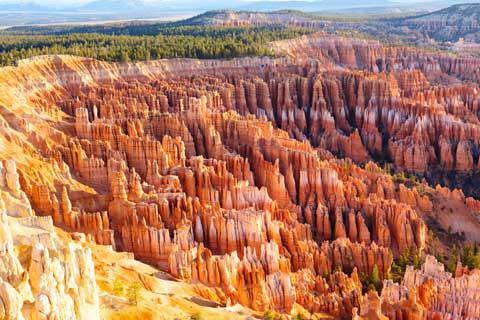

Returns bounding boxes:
[0,0,452,11]
[0,0,435,3]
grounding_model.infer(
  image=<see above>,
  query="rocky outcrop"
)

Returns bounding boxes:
[382,255,480,319]
[294,268,362,318]
[1,46,480,318]
[0,162,100,320]
[355,255,480,319]
[0,160,34,218]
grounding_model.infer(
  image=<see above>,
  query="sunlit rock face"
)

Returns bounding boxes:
[0,32,480,318]
[354,255,480,320]
[0,161,100,320]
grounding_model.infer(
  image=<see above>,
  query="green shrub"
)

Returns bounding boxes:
[126,281,143,306]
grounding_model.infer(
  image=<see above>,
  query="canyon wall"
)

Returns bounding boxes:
[1,32,480,318]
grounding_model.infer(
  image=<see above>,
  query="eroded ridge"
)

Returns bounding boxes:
[0,35,480,318]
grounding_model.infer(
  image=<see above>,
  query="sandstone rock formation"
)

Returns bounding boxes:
[271,34,480,174]
[355,255,480,319]
[1,31,480,318]
[0,162,100,320]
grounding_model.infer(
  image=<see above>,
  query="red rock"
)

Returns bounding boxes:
[2,48,480,318]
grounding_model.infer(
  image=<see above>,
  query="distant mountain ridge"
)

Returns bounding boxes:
[396,3,480,42]
[178,9,330,28]
[0,0,479,27]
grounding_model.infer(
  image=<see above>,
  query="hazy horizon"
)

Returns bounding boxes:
[0,0,467,6]
[0,0,475,27]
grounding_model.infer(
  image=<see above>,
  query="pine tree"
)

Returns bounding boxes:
[263,310,277,320]
[370,265,381,292]
[120,51,130,62]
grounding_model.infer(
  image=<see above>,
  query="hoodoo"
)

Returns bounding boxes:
[1,5,480,319]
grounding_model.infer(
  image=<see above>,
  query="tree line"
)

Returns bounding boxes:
[0,26,313,66]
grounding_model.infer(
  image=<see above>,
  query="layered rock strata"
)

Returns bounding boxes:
[0,34,480,317]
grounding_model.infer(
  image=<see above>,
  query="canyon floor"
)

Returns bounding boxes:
[1,28,480,320]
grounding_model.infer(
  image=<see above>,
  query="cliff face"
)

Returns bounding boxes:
[0,33,480,318]
[0,160,100,320]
